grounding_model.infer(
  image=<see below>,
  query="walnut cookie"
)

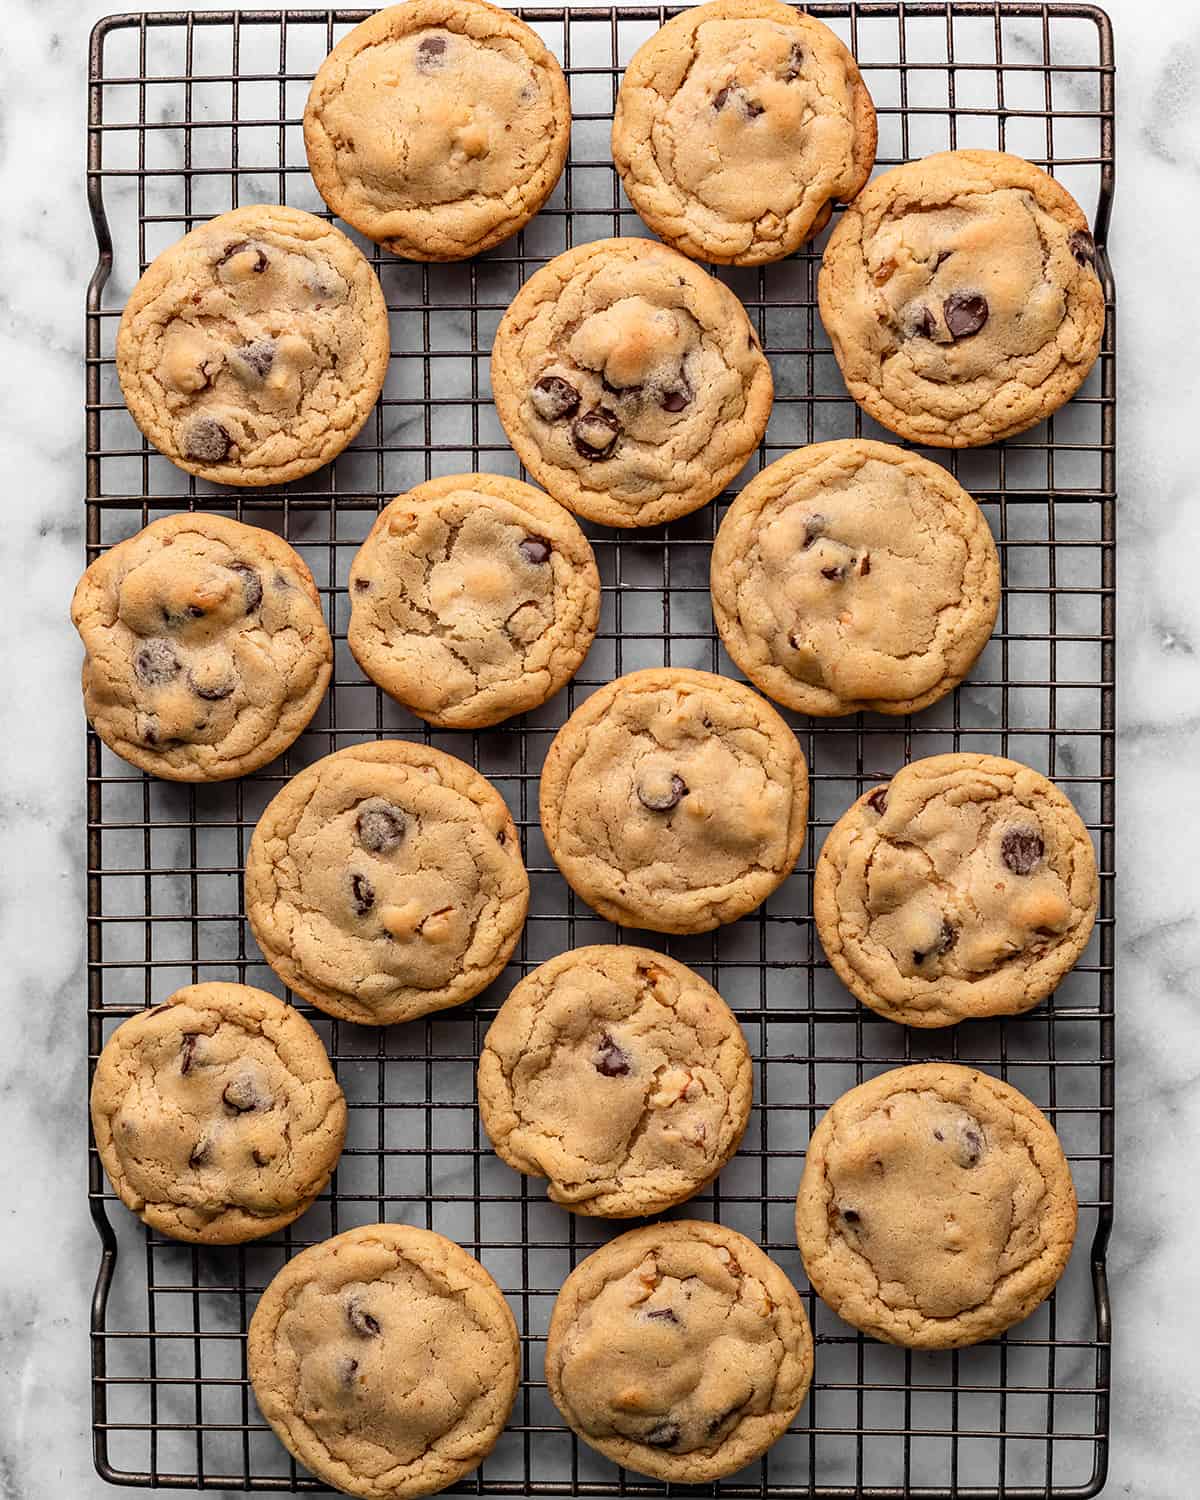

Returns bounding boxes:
[819,149,1105,446]
[545,1220,813,1481]
[491,237,773,527]
[304,0,571,262]
[795,1064,1078,1348]
[71,514,332,781]
[540,668,809,934]
[478,946,752,1217]
[246,741,529,1026]
[814,754,1099,1028]
[90,983,346,1245]
[348,473,600,729]
[613,0,876,265]
[711,440,1000,716]
[249,1223,520,1498]
[116,204,390,485]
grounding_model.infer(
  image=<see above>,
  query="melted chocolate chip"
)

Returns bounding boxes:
[911,306,938,340]
[518,535,552,565]
[356,803,406,854]
[594,1032,632,1078]
[230,562,263,612]
[782,42,805,80]
[707,1400,748,1437]
[913,918,958,965]
[346,1299,381,1338]
[841,1207,861,1226]
[713,84,762,117]
[134,638,181,686]
[218,240,269,274]
[958,1125,984,1168]
[222,1074,268,1113]
[571,409,621,460]
[713,85,733,110]
[189,1138,212,1168]
[338,1357,359,1388]
[180,1033,200,1074]
[189,670,236,701]
[237,340,275,379]
[181,415,231,464]
[743,98,765,119]
[821,562,848,581]
[416,34,447,67]
[943,292,989,339]
[637,773,688,812]
[866,786,889,815]
[859,553,871,576]
[353,577,372,592]
[1069,229,1097,268]
[530,374,581,422]
[350,873,375,916]
[803,513,827,548]
[1001,824,1044,875]
[645,1307,679,1324]
[645,1421,681,1449]
[659,374,692,413]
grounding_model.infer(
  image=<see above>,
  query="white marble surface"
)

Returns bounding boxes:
[0,0,1194,1494]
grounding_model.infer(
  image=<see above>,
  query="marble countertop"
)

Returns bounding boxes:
[0,0,1193,1494]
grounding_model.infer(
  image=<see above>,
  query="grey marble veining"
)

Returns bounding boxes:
[0,0,1193,1495]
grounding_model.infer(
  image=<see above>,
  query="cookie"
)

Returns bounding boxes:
[818,149,1105,447]
[540,668,808,933]
[70,514,332,781]
[248,1223,520,1498]
[90,983,346,1245]
[612,0,876,265]
[711,440,1000,716]
[304,0,571,262]
[491,238,773,527]
[246,741,528,1026]
[814,753,1099,1028]
[795,1063,1078,1348]
[545,1220,813,1481]
[116,204,390,485]
[347,474,600,729]
[478,946,752,1217]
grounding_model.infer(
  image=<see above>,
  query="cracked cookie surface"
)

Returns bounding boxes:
[71,513,332,781]
[90,983,346,1244]
[540,668,808,934]
[711,440,999,716]
[819,150,1105,447]
[304,0,570,261]
[545,1219,813,1481]
[795,1064,1077,1347]
[491,238,774,527]
[613,0,876,266]
[478,946,752,1216]
[116,204,390,486]
[814,753,1099,1027]
[348,473,600,729]
[248,1223,519,1498]
[246,741,529,1025]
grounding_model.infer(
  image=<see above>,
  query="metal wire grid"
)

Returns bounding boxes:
[84,4,1115,1496]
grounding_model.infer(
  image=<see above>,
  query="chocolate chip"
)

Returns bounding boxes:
[571,409,621,460]
[518,535,552,565]
[530,374,580,422]
[933,1128,944,1142]
[350,873,375,916]
[713,85,762,117]
[821,562,848,582]
[223,1074,268,1113]
[858,553,871,576]
[140,717,160,747]
[353,577,372,592]
[743,98,765,119]
[218,240,269,274]
[187,603,206,619]
[943,292,989,339]
[957,1125,984,1168]
[230,562,263,612]
[189,1138,212,1168]
[803,514,827,549]
[601,374,643,398]
[346,1299,381,1338]
[181,415,230,464]
[1069,229,1096,268]
[707,1400,748,1437]
[659,374,692,413]
[782,42,805,80]
[645,1307,679,1324]
[1001,824,1044,875]
[180,1033,200,1074]
[713,85,733,111]
[913,918,958,965]
[866,786,888,815]
[910,306,937,339]
[134,638,180,686]
[637,773,688,812]
[934,249,954,271]
[594,1032,631,1078]
[416,34,446,67]
[645,1421,681,1449]
[356,803,406,854]
[236,340,275,379]
[841,1207,861,1226]
[189,669,236,701]
[251,1147,271,1167]
[338,1357,359,1388]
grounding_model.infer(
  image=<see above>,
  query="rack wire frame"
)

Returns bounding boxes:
[85,4,1115,1496]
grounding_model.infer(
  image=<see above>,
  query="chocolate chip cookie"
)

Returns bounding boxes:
[304,0,571,262]
[540,668,808,933]
[491,238,774,527]
[348,474,600,729]
[71,514,332,781]
[246,741,528,1026]
[478,946,752,1217]
[819,150,1105,446]
[91,983,346,1244]
[711,440,1000,716]
[545,1220,813,1481]
[116,204,390,485]
[248,1223,520,1498]
[613,0,876,266]
[795,1064,1078,1348]
[814,754,1099,1028]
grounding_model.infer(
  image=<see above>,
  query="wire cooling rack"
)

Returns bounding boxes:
[85,4,1115,1495]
